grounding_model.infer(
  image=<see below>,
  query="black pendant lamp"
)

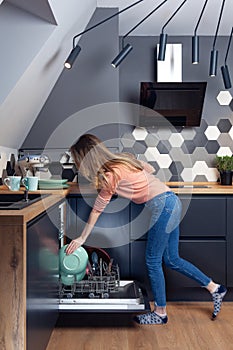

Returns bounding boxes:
[221,27,233,89]
[192,0,209,64]
[209,0,226,77]
[64,0,144,69]
[111,0,168,68]
[158,0,188,61]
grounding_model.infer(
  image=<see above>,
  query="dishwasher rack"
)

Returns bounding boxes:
[59,264,120,299]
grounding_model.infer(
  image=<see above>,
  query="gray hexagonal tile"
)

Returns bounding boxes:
[192,147,214,167]
[48,162,63,176]
[193,132,208,147]
[132,141,147,154]
[169,161,184,179]
[169,133,184,147]
[144,133,160,147]
[157,140,172,154]
[194,174,209,182]
[205,140,220,154]
[181,127,197,140]
[156,168,172,182]
[157,127,173,140]
[217,118,233,133]
[217,133,233,148]
[181,140,196,154]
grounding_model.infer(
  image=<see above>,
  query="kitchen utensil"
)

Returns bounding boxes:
[38,179,69,190]
[59,245,88,275]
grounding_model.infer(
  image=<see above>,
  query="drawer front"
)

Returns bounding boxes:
[130,240,226,300]
[180,196,226,237]
[164,240,226,288]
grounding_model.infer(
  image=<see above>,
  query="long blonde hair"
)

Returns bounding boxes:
[70,134,143,192]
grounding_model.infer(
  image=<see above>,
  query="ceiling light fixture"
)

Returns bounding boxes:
[64,0,144,69]
[158,0,188,61]
[221,27,233,89]
[209,0,226,77]
[111,0,168,68]
[192,0,209,64]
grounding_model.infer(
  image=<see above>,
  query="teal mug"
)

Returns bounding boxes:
[4,176,21,191]
[22,176,39,191]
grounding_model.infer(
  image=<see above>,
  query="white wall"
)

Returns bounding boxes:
[0,0,96,151]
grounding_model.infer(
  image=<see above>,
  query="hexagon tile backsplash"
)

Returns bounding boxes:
[2,118,233,184]
[120,118,233,182]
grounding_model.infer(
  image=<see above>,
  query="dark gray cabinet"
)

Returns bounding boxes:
[27,202,64,350]
[67,194,232,301]
[130,195,228,301]
[227,198,233,287]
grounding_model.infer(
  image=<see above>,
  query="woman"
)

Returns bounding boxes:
[66,134,227,325]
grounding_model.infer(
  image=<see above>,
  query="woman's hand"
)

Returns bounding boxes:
[65,237,85,255]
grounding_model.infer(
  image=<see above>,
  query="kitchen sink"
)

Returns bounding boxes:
[0,193,50,210]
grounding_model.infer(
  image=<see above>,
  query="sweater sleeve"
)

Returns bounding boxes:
[93,189,113,212]
[92,172,117,212]
[139,160,156,174]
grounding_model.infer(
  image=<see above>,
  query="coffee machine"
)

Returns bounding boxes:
[17,155,50,177]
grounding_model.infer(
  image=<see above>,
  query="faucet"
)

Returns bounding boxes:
[23,190,29,202]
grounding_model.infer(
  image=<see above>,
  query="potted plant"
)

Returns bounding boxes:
[215,155,233,185]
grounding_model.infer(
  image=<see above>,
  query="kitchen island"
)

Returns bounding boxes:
[0,182,233,350]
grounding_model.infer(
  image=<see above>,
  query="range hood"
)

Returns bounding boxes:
[139,82,207,127]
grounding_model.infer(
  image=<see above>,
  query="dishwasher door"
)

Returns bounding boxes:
[59,280,145,311]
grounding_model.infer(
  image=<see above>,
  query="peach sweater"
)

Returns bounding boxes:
[93,161,170,212]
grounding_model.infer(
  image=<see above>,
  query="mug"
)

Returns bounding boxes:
[22,176,38,191]
[4,176,21,191]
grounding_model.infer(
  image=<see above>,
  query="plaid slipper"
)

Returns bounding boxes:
[211,285,227,320]
[134,311,168,325]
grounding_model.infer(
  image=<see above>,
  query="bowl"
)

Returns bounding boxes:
[75,269,86,282]
[60,273,75,286]
[59,245,88,275]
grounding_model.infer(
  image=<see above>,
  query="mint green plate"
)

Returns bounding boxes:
[59,245,88,275]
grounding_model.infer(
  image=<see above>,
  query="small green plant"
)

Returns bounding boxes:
[215,155,233,172]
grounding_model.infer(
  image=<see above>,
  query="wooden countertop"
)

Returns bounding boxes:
[1,181,233,223]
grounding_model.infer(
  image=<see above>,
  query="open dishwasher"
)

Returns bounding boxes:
[58,246,145,312]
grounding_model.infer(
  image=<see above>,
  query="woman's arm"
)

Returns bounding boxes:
[65,209,102,254]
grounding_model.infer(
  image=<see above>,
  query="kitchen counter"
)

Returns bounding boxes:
[68,181,233,195]
[1,181,233,222]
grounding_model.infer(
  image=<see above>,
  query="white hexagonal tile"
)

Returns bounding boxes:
[156,154,172,168]
[217,147,232,156]
[216,91,232,105]
[132,127,148,140]
[192,161,218,181]
[168,133,184,147]
[181,168,194,181]
[204,126,220,140]
[144,147,160,161]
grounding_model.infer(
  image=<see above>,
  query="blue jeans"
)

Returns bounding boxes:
[145,191,211,307]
